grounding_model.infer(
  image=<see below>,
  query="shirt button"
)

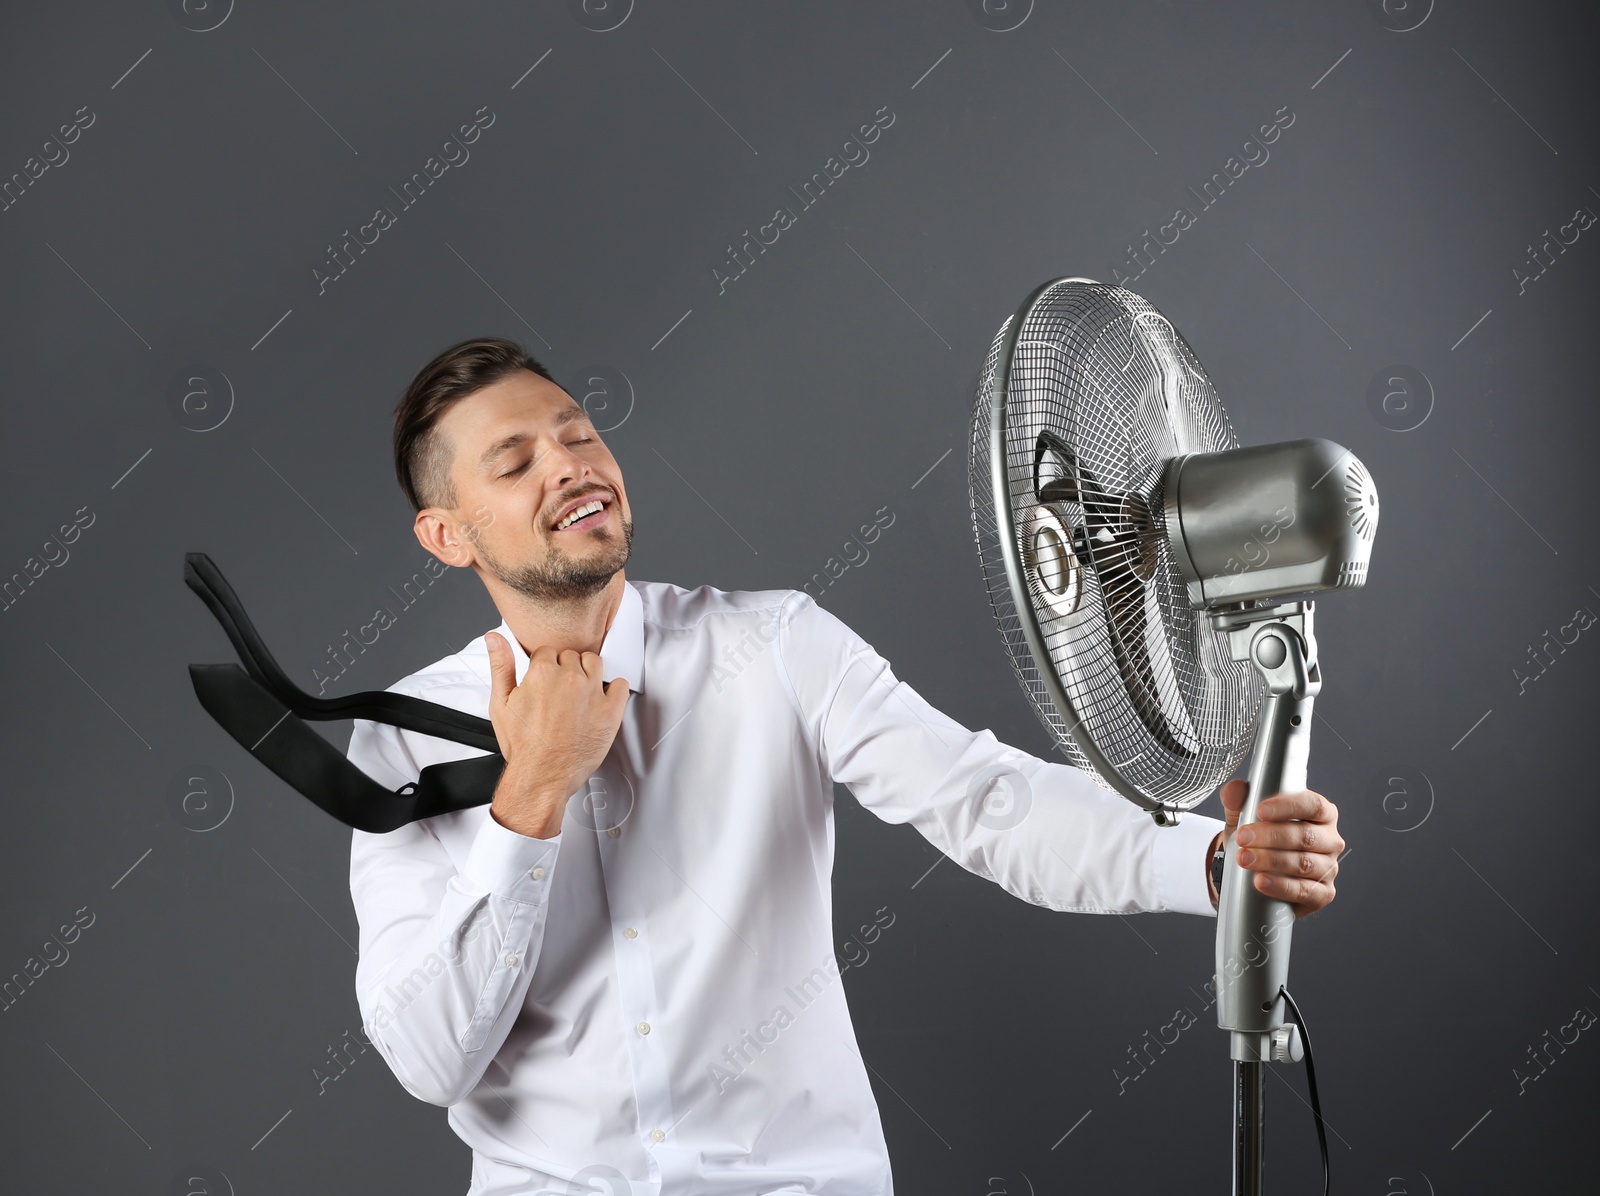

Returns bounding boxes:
[649,1127,665,1143]
[530,866,545,880]
[623,926,638,939]
[607,826,621,838]
[635,1021,651,1036]
[504,953,518,967]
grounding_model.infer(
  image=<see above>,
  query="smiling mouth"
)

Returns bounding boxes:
[552,497,611,532]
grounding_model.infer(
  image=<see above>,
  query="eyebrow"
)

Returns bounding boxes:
[477,407,592,471]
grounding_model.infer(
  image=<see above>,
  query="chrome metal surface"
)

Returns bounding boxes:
[1216,603,1319,1047]
[968,278,1263,813]
[1164,438,1379,608]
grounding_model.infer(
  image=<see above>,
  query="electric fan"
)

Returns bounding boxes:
[968,278,1378,1194]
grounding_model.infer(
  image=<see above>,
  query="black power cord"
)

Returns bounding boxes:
[1278,986,1329,1196]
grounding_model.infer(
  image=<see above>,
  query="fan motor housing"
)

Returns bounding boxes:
[1162,438,1378,609]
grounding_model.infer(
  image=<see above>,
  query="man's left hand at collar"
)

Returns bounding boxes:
[1207,778,1343,919]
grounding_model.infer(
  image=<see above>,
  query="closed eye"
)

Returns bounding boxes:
[499,437,592,478]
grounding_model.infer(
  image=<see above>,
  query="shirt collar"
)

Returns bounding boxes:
[491,580,644,695]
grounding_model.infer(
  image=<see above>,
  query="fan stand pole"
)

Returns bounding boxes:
[1211,601,1321,1196]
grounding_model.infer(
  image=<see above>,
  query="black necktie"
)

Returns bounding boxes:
[184,552,506,833]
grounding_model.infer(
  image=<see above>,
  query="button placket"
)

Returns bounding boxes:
[589,762,680,1152]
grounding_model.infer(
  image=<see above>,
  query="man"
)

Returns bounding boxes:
[347,337,1343,1195]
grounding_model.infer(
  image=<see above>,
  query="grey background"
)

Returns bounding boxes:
[1,0,1595,1191]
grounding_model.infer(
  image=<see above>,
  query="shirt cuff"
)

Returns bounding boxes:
[1150,811,1225,917]
[462,813,561,903]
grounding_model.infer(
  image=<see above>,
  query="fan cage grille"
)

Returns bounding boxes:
[968,280,1263,811]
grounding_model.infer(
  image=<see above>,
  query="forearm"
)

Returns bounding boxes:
[833,670,1223,914]
[488,761,569,839]
[776,593,1225,914]
[354,820,559,1106]
[980,757,1225,916]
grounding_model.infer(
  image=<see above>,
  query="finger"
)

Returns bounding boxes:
[579,650,602,680]
[603,676,631,720]
[1217,779,1248,837]
[1256,789,1335,823]
[485,632,515,705]
[1234,819,1344,855]
[1251,869,1336,915]
[1235,846,1340,885]
[556,648,583,669]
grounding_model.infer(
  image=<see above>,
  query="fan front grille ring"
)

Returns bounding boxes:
[968,280,1263,811]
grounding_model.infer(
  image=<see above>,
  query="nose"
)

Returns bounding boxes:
[548,440,592,488]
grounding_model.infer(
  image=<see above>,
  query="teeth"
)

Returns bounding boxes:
[556,500,604,530]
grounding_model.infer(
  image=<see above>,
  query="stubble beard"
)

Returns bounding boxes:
[477,513,635,603]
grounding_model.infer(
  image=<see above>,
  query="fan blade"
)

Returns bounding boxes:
[1074,461,1196,761]
[1033,430,1081,504]
[973,278,1263,810]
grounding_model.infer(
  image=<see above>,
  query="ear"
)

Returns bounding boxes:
[414,507,475,569]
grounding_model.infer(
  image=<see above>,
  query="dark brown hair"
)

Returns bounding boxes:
[392,337,561,512]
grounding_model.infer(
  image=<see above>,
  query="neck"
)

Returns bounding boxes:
[492,569,628,657]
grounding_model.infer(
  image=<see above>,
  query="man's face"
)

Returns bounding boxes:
[426,369,633,602]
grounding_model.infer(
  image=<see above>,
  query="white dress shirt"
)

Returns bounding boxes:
[347,579,1222,1196]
